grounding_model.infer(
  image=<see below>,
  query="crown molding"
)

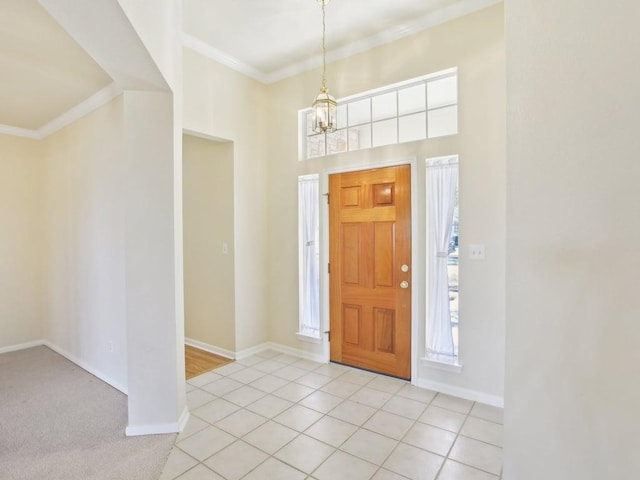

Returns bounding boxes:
[38,82,122,138]
[182,33,270,84]
[0,82,122,140]
[266,0,501,84]
[0,124,40,139]
[184,0,502,85]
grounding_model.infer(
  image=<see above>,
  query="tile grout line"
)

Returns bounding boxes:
[183,361,356,479]
[194,371,424,478]
[369,390,434,480]
[433,400,503,479]
[307,374,388,479]
[432,398,474,480]
[177,355,503,480]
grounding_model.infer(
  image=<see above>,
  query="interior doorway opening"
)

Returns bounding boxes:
[182,133,236,374]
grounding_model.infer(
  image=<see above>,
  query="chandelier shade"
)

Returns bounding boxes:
[311,0,337,134]
[312,87,337,134]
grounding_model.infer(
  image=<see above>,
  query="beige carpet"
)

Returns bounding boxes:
[0,346,176,480]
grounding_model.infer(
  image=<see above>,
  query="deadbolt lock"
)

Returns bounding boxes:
[401,264,409,272]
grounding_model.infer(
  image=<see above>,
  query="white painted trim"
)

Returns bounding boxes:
[43,341,128,395]
[0,82,122,140]
[234,343,268,360]
[183,128,231,143]
[415,377,503,408]
[320,171,331,364]
[320,156,418,178]
[125,406,190,437]
[264,342,326,363]
[0,340,127,394]
[295,332,323,344]
[183,0,500,85]
[125,421,181,437]
[0,339,47,354]
[420,356,463,373]
[410,159,421,384]
[185,337,235,360]
[235,341,326,364]
[0,125,40,139]
[125,405,189,436]
[334,69,457,106]
[177,406,190,433]
[38,82,122,138]
[182,34,269,84]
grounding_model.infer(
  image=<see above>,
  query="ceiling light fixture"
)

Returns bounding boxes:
[311,0,337,134]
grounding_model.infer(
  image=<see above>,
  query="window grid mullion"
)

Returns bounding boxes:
[302,70,458,159]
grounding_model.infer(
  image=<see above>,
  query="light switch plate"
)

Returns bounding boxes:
[469,244,485,260]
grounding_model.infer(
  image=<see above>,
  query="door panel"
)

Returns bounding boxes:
[329,165,411,379]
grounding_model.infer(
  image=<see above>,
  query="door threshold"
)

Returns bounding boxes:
[330,361,410,382]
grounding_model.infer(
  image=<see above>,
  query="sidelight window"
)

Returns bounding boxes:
[298,174,321,338]
[426,156,459,360]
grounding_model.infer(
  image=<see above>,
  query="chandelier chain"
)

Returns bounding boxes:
[321,1,327,91]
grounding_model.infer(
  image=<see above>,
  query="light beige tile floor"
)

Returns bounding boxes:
[161,350,503,480]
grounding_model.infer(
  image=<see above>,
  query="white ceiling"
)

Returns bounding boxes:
[0,0,499,133]
[0,0,112,131]
[182,0,500,83]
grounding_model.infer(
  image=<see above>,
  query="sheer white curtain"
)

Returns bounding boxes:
[426,158,459,356]
[299,175,320,336]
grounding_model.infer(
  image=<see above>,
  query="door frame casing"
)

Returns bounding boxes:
[319,157,420,384]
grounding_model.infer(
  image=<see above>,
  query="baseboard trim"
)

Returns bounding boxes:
[126,418,182,437]
[234,342,269,360]
[177,406,190,433]
[248,343,500,406]
[42,341,128,395]
[6,338,189,436]
[267,341,326,363]
[0,339,128,394]
[185,337,235,360]
[235,341,326,363]
[0,339,47,354]
[127,406,189,436]
[187,339,326,363]
[415,377,504,408]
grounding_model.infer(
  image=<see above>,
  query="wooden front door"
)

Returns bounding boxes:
[329,165,411,379]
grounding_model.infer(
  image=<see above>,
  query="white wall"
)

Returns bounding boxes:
[183,49,269,352]
[115,0,187,434]
[122,90,184,434]
[266,4,505,401]
[183,135,235,353]
[0,135,43,350]
[1,0,184,435]
[40,0,186,434]
[41,95,128,390]
[505,0,640,478]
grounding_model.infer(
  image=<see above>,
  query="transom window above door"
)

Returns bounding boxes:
[299,68,458,160]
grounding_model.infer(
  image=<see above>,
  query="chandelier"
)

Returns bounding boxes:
[311,0,337,134]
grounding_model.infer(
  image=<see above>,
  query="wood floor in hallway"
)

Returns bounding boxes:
[185,345,233,380]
